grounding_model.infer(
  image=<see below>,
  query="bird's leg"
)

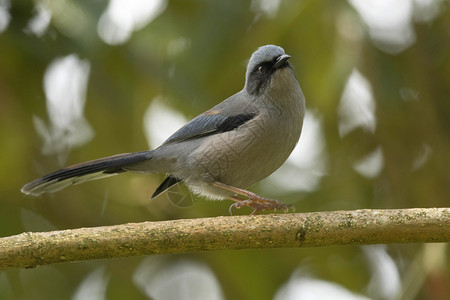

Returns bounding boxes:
[210,182,294,215]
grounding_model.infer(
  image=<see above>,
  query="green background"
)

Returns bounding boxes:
[0,0,449,299]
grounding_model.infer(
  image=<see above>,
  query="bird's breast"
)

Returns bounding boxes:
[187,99,303,189]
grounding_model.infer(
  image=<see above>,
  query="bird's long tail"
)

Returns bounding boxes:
[21,151,150,196]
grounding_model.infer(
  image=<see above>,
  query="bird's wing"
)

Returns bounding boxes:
[151,175,182,199]
[162,95,259,145]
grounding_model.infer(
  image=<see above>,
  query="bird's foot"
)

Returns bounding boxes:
[210,181,294,215]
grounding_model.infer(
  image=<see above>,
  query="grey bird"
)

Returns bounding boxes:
[21,45,306,214]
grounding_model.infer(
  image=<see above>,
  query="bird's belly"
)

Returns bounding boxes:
[183,115,301,194]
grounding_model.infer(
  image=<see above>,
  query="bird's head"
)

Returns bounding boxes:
[244,45,295,97]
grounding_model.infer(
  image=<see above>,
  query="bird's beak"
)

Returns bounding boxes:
[274,54,291,69]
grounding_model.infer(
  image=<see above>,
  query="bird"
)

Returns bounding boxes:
[21,45,306,215]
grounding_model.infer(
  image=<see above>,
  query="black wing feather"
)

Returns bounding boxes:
[163,112,257,145]
[151,176,182,199]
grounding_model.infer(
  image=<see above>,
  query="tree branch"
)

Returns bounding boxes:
[1,208,449,270]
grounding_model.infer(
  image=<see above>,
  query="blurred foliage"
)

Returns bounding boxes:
[0,0,449,299]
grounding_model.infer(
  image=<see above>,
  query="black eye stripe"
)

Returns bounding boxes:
[253,61,273,74]
[247,55,284,96]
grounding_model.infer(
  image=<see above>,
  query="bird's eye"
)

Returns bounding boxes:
[258,65,267,74]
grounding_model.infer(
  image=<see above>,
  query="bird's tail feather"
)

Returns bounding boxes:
[21,151,150,196]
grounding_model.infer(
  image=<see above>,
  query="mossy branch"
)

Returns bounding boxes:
[1,208,449,270]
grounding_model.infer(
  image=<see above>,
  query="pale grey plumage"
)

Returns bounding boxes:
[21,45,305,214]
